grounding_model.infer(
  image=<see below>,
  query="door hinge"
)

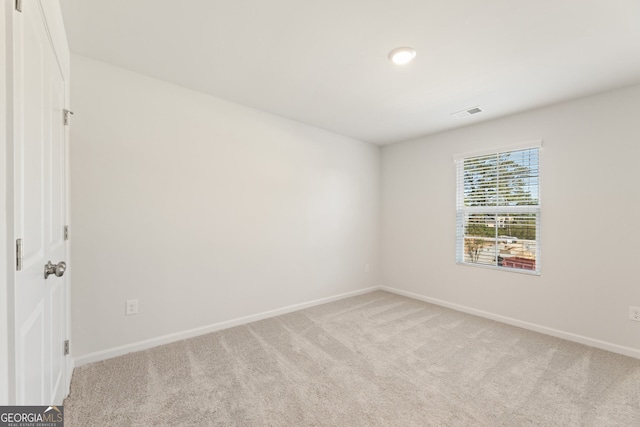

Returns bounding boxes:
[64,340,70,356]
[64,225,69,241]
[16,239,23,271]
[63,109,74,126]
[15,0,22,12]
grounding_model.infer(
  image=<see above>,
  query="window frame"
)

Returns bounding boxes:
[454,141,542,275]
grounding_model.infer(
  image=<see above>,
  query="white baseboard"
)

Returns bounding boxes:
[73,286,379,367]
[380,286,640,360]
[74,284,640,367]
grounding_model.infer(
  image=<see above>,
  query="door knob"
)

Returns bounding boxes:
[44,261,66,279]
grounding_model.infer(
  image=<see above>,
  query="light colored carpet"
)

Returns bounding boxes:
[64,291,640,426]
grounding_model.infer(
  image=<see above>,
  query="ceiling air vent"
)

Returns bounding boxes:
[452,106,483,119]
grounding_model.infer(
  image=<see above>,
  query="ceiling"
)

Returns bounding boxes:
[59,0,640,145]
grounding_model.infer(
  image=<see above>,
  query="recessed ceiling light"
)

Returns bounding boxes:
[388,47,416,65]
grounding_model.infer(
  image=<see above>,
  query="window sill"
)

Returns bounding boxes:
[456,261,541,276]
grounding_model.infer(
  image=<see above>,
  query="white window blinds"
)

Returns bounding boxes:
[455,143,541,274]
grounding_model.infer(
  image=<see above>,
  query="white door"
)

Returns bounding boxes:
[14,0,68,405]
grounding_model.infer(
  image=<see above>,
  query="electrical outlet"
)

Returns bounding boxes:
[126,299,138,316]
[365,263,370,273]
[629,306,640,322]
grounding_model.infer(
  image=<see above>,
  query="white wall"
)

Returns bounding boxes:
[382,84,640,355]
[70,55,380,360]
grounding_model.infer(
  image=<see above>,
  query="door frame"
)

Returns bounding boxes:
[1,0,72,405]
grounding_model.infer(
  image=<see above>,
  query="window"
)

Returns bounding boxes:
[455,142,541,274]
